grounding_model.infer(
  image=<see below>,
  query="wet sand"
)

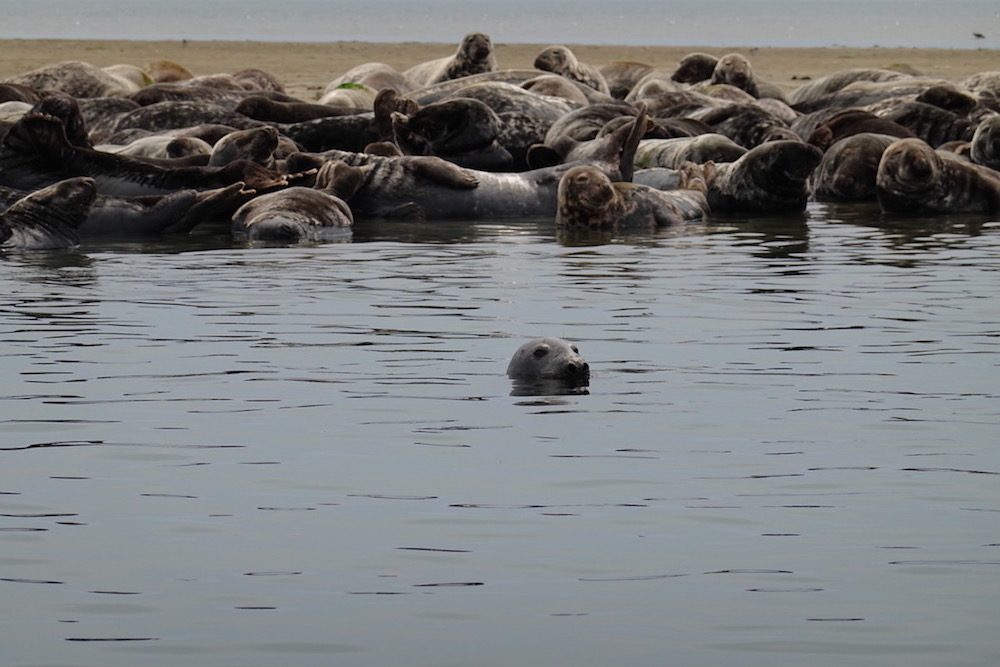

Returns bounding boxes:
[0,39,996,100]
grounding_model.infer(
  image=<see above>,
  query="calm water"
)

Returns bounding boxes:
[0,0,998,48]
[1,203,998,666]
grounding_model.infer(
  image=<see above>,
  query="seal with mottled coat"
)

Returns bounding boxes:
[810,132,897,201]
[405,33,498,88]
[876,137,1000,214]
[0,177,97,250]
[533,45,609,94]
[556,165,707,230]
[692,140,823,215]
[294,106,648,221]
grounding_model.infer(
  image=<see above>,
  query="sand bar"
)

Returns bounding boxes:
[0,39,997,100]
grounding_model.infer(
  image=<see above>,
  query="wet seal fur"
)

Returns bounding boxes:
[231,161,360,243]
[696,140,823,215]
[507,337,590,383]
[810,132,897,201]
[556,164,708,230]
[876,137,1000,214]
[0,177,97,251]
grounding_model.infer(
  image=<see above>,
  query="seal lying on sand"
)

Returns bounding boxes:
[557,165,708,230]
[0,177,96,251]
[876,137,1000,214]
[507,337,590,383]
[405,33,498,88]
[533,45,609,94]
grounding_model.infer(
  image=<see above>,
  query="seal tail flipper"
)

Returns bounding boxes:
[619,102,648,183]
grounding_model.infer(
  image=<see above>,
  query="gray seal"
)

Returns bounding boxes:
[1,177,97,251]
[556,164,708,230]
[533,45,610,94]
[405,33,498,88]
[810,132,897,201]
[876,137,1000,214]
[694,140,823,215]
[970,115,1000,170]
[507,337,590,383]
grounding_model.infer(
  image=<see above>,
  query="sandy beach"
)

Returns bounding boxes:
[1,39,997,100]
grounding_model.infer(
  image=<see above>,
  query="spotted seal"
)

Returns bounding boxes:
[405,33,498,88]
[710,53,759,97]
[507,337,590,384]
[0,177,97,251]
[0,109,286,196]
[3,61,134,98]
[208,126,279,168]
[690,140,823,215]
[876,137,1000,214]
[556,164,707,230]
[293,105,648,220]
[970,115,1000,170]
[810,132,897,201]
[533,45,609,94]
[389,98,513,171]
[635,134,747,169]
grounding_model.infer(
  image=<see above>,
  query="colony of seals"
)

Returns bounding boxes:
[1,37,999,259]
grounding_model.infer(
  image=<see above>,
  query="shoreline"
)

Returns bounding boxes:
[1,39,997,100]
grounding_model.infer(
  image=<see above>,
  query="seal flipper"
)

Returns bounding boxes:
[165,182,257,234]
[3,112,72,166]
[315,160,366,200]
[409,156,479,188]
[618,103,648,183]
[374,89,420,141]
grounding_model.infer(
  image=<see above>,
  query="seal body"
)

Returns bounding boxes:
[811,133,897,201]
[507,338,590,383]
[231,187,353,242]
[0,177,96,251]
[533,45,610,94]
[556,165,707,230]
[405,33,498,88]
[876,137,1000,214]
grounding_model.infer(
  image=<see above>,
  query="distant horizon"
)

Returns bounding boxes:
[0,0,996,50]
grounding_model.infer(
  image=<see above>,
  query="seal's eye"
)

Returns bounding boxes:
[533,346,549,359]
[570,345,579,353]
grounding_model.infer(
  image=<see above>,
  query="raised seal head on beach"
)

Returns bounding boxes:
[404,33,498,88]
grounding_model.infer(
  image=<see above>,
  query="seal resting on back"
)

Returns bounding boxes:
[556,165,708,230]
[405,33,498,88]
[876,137,1000,214]
[0,177,97,251]
[507,338,590,383]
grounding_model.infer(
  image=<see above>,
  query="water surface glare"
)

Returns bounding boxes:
[1,203,998,666]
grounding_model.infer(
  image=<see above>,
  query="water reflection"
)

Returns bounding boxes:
[1,202,998,667]
[509,377,591,397]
